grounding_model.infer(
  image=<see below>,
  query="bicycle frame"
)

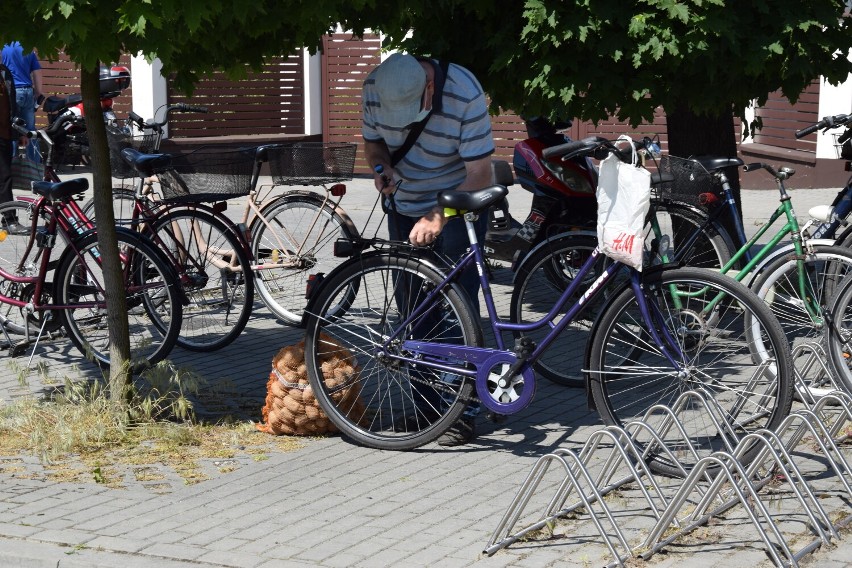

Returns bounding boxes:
[373,212,686,414]
[241,161,348,272]
[1,196,115,313]
[122,181,247,284]
[651,168,821,322]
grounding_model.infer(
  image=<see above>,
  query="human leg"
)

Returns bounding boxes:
[13,87,39,163]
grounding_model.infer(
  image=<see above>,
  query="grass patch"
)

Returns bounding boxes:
[0,360,306,488]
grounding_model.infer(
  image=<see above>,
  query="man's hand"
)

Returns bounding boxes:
[373,164,396,195]
[409,207,447,246]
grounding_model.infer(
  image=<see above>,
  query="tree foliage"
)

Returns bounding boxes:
[352,0,852,127]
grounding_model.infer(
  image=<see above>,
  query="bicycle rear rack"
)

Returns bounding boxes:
[485,389,852,568]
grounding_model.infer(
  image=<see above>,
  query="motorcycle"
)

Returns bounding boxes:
[484,117,599,266]
[39,65,131,166]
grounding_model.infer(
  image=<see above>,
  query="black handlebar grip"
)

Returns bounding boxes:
[743,163,763,172]
[11,119,31,137]
[186,105,208,113]
[795,123,820,139]
[128,111,144,126]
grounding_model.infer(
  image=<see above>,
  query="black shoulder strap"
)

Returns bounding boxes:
[390,59,450,167]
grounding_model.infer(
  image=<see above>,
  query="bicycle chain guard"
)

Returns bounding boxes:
[401,340,536,414]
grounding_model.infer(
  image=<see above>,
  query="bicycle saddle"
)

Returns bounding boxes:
[120,148,173,177]
[32,177,90,201]
[437,186,509,213]
[692,156,744,172]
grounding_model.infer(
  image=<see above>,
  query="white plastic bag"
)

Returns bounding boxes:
[596,135,652,270]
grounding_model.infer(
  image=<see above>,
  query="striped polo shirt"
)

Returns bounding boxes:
[362,59,495,217]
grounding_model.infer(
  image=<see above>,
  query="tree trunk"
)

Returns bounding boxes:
[665,106,742,242]
[80,66,131,399]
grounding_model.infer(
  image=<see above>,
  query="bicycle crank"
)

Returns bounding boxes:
[476,352,536,414]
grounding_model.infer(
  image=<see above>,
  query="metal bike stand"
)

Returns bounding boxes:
[484,426,672,566]
[791,342,842,408]
[487,390,852,567]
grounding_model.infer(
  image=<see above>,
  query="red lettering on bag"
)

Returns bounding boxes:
[611,233,634,253]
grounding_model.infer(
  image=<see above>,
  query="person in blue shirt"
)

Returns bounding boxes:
[1,42,42,163]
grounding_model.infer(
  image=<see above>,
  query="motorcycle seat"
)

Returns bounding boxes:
[32,178,89,201]
[43,94,82,114]
[437,185,509,213]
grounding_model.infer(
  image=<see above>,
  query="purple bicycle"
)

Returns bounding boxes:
[302,139,793,476]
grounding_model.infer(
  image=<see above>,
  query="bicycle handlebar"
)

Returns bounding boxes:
[795,114,851,139]
[127,103,209,133]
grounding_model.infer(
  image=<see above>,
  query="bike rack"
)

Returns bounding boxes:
[485,389,852,568]
[791,342,843,407]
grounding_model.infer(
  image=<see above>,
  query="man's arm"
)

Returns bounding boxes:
[363,138,396,195]
[30,69,42,100]
[408,156,494,247]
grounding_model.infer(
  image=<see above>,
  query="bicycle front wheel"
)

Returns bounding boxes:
[251,192,359,326]
[303,253,483,450]
[151,208,254,351]
[55,229,182,372]
[588,267,793,477]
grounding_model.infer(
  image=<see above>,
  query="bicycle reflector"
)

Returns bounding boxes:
[330,183,347,197]
[305,272,324,300]
[698,193,720,208]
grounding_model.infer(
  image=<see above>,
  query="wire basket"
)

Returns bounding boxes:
[107,126,157,179]
[154,146,257,203]
[654,154,721,210]
[267,142,356,186]
[832,130,852,160]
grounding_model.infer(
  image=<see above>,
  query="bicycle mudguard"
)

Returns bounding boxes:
[510,229,597,282]
[253,190,360,240]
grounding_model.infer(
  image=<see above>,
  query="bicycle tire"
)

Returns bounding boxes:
[0,200,55,335]
[587,267,793,477]
[510,232,618,388]
[81,187,139,228]
[150,208,254,351]
[647,199,735,269]
[54,228,182,372]
[250,191,359,326]
[303,252,482,450]
[750,245,852,392]
[824,271,852,393]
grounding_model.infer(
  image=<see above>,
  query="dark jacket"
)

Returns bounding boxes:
[0,63,16,140]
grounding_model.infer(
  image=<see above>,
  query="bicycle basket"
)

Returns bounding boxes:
[267,142,356,186]
[154,146,257,203]
[833,130,852,160]
[107,125,157,179]
[655,155,720,210]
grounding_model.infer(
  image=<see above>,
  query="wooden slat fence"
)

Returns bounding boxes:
[166,54,305,138]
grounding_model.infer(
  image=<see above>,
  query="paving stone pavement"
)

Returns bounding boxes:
[1,170,852,567]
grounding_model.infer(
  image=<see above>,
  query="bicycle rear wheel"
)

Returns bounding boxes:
[588,267,793,477]
[151,208,254,351]
[55,229,182,372]
[303,253,482,450]
[647,200,735,269]
[251,191,359,326]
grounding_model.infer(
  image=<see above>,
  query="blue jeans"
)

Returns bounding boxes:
[388,209,488,420]
[14,87,40,164]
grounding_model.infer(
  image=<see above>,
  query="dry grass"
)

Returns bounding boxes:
[0,360,307,488]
